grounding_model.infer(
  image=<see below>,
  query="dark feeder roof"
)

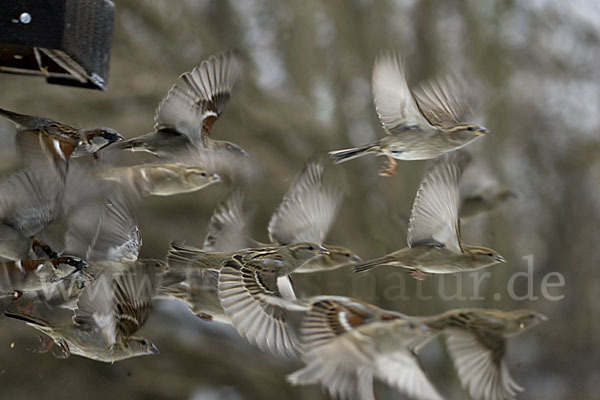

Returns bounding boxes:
[0,0,114,90]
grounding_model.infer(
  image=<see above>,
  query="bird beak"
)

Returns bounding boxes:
[496,255,506,263]
[149,344,160,355]
[317,245,329,255]
[538,313,548,322]
[476,127,489,135]
[210,173,221,183]
[351,254,362,263]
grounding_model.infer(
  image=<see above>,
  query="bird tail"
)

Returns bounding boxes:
[111,137,147,152]
[166,240,214,270]
[4,310,50,329]
[0,107,32,126]
[352,256,393,273]
[328,143,378,164]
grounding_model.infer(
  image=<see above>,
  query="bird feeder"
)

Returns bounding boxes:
[0,0,114,90]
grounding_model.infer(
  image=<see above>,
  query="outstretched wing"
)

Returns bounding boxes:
[154,53,242,141]
[372,52,430,133]
[203,189,250,252]
[408,153,464,253]
[268,159,342,245]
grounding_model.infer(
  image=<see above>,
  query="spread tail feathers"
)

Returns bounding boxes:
[167,240,213,269]
[328,143,377,164]
[352,256,393,273]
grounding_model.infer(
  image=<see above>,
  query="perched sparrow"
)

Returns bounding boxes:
[459,154,516,220]
[267,158,361,273]
[353,153,505,279]
[414,308,547,400]
[114,53,245,157]
[0,256,87,299]
[4,261,161,363]
[262,295,442,400]
[329,52,487,176]
[99,163,221,197]
[0,107,123,169]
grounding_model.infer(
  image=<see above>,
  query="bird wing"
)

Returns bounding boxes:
[412,73,473,129]
[111,261,160,336]
[290,297,394,400]
[154,53,242,141]
[64,190,141,262]
[408,153,464,253]
[371,52,431,133]
[218,256,299,359]
[0,166,64,237]
[268,159,342,245]
[203,189,251,252]
[374,351,443,400]
[445,327,523,400]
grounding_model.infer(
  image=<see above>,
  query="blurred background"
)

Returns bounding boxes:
[0,0,598,399]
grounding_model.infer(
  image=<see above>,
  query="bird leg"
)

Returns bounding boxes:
[409,269,427,281]
[379,156,398,177]
[28,336,54,354]
[195,312,213,321]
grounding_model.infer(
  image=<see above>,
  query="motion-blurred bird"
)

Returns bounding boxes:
[458,154,516,220]
[114,53,245,158]
[329,52,487,176]
[353,152,505,279]
[414,308,547,400]
[4,260,161,363]
[99,163,221,196]
[267,158,361,272]
[0,256,87,300]
[0,107,123,170]
[262,295,443,400]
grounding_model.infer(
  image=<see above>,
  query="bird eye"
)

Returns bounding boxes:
[140,339,147,346]
[487,253,493,257]
[308,245,315,251]
[467,126,474,131]
[200,172,207,177]
[345,253,351,258]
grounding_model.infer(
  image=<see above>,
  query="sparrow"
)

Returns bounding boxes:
[0,107,123,170]
[266,158,362,273]
[98,163,221,197]
[414,308,547,400]
[0,163,113,261]
[166,238,327,358]
[329,52,488,176]
[4,260,161,363]
[458,154,516,220]
[114,53,245,158]
[353,152,505,279]
[0,256,87,300]
[261,295,443,400]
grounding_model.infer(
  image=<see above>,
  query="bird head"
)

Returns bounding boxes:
[507,310,548,335]
[184,168,221,187]
[322,245,362,265]
[452,123,489,136]
[83,128,125,153]
[467,246,506,265]
[124,337,160,358]
[289,242,329,262]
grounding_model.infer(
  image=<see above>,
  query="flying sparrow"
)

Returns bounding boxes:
[114,53,245,158]
[4,260,161,363]
[98,163,221,197]
[414,308,547,400]
[458,154,516,220]
[329,52,487,176]
[0,107,123,170]
[0,256,87,300]
[353,152,505,279]
[261,295,443,400]
[267,158,361,272]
